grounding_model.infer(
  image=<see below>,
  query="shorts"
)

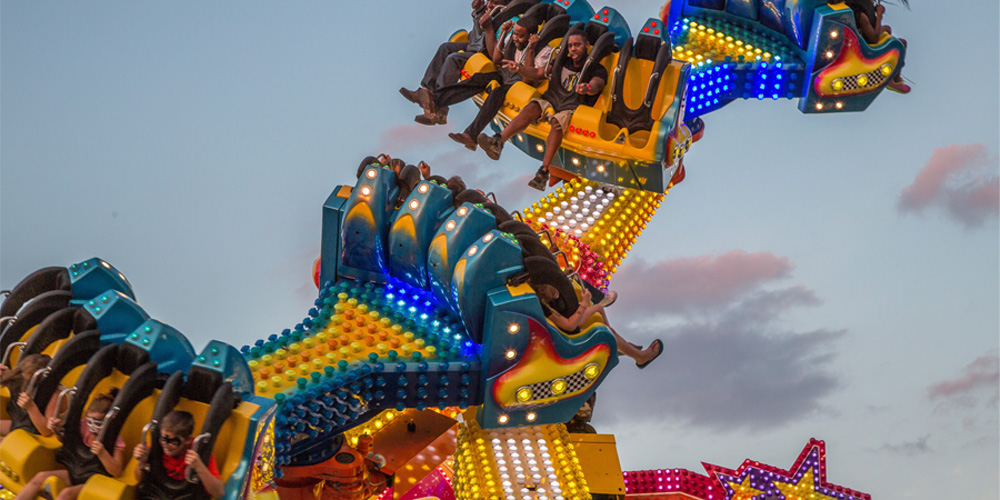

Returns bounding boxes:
[528,98,574,132]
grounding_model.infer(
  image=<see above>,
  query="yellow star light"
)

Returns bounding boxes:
[775,470,836,500]
[727,475,765,500]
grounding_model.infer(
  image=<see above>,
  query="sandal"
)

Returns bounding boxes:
[636,339,663,369]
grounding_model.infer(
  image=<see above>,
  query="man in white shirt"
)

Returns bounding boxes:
[447,17,553,149]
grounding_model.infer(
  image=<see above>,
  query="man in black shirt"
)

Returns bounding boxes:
[478,32,607,190]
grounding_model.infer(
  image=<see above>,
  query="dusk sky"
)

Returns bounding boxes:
[1,2,997,500]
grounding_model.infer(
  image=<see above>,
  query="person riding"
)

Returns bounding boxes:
[533,282,661,368]
[16,389,127,500]
[444,15,553,149]
[845,0,909,93]
[133,410,224,500]
[0,354,60,440]
[477,31,607,190]
[400,0,510,123]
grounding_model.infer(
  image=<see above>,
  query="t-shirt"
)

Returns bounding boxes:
[498,32,554,84]
[543,56,608,111]
[81,421,127,454]
[515,44,553,72]
[162,449,220,481]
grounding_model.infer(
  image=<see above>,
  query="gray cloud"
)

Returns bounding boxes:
[593,281,843,431]
[878,435,933,456]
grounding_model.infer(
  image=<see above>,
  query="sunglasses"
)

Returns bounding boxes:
[85,417,103,434]
[159,434,184,446]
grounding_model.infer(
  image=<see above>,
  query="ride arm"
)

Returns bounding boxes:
[518,38,546,83]
[190,457,224,499]
[587,74,606,95]
[483,12,503,63]
[23,392,57,437]
[93,443,126,477]
[577,74,606,96]
[132,439,150,482]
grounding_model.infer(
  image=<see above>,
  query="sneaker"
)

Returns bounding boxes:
[597,290,618,308]
[449,132,478,151]
[399,87,421,104]
[886,79,910,94]
[478,133,504,160]
[415,111,447,126]
[528,166,549,190]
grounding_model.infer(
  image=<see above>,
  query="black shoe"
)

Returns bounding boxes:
[528,167,549,190]
[477,134,503,160]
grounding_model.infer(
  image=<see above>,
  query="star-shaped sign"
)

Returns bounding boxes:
[775,469,837,500]
[727,474,766,500]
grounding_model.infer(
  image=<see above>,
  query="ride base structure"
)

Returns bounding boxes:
[0,0,906,499]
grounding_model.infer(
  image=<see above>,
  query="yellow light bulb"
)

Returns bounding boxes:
[516,387,533,402]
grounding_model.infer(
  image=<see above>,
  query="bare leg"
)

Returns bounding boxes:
[500,102,542,142]
[1,418,11,436]
[54,485,85,500]
[16,470,70,500]
[541,120,564,170]
[596,309,651,363]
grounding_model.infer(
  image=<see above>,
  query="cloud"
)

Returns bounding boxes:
[591,253,844,431]
[897,143,999,229]
[610,251,796,316]
[375,123,448,154]
[595,314,844,431]
[879,435,933,456]
[928,351,999,402]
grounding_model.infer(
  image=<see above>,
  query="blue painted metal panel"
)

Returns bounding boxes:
[453,230,524,344]
[783,0,827,50]
[426,203,497,316]
[319,186,351,288]
[337,167,399,283]
[388,181,455,291]
[80,290,149,344]
[760,0,787,34]
[686,0,725,10]
[544,0,596,24]
[637,17,669,42]
[124,319,196,375]
[799,5,905,113]
[68,258,135,301]
[476,287,619,430]
[194,340,255,397]
[726,0,761,21]
[592,6,632,47]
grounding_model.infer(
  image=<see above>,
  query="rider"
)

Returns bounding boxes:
[477,32,607,190]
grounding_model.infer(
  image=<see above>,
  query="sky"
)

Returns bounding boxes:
[1,2,997,500]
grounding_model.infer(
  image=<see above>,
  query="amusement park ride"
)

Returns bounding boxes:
[0,0,906,499]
